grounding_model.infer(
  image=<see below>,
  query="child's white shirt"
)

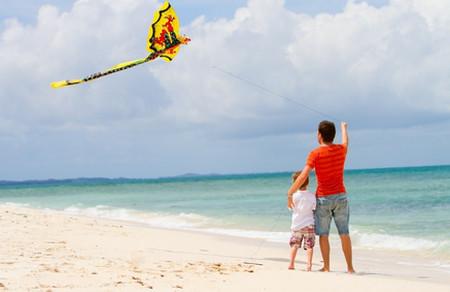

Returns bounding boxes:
[291,190,316,231]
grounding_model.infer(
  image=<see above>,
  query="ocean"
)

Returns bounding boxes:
[1,165,449,264]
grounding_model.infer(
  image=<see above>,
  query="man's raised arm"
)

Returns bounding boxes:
[341,122,348,147]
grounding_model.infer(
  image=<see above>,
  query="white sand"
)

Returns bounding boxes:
[0,205,448,291]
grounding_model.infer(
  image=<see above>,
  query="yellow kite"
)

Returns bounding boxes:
[51,1,190,89]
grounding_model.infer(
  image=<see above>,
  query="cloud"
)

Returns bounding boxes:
[286,0,450,126]
[2,0,450,137]
[153,0,450,137]
[0,0,449,179]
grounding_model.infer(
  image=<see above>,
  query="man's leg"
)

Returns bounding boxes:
[319,235,330,272]
[315,197,332,272]
[334,195,355,273]
[340,234,355,273]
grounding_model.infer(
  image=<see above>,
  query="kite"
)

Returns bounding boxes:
[51,1,190,89]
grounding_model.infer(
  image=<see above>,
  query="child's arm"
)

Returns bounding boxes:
[287,165,312,208]
[341,122,348,148]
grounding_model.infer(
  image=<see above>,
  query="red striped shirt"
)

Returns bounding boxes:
[306,144,347,197]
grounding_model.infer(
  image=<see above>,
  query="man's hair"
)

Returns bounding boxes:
[292,171,309,190]
[318,120,336,143]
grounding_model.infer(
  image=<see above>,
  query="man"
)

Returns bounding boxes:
[287,121,355,273]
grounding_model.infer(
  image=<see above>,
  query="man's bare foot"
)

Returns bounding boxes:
[306,265,312,272]
[318,267,330,272]
[288,265,295,270]
[347,268,356,274]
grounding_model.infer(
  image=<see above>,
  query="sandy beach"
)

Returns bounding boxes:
[2,0,450,290]
[0,205,448,291]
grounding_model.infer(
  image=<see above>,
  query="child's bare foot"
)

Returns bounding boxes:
[318,267,330,272]
[347,268,356,274]
[288,265,295,270]
[306,265,312,272]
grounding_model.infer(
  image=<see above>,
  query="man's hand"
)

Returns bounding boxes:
[287,196,295,209]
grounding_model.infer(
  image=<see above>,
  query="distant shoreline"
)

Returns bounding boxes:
[1,164,449,186]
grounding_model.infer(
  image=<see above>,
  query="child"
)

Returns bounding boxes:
[288,172,316,271]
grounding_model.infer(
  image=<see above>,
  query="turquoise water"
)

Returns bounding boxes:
[0,165,449,258]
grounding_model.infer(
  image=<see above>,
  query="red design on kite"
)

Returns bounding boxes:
[163,15,175,32]
[154,16,177,47]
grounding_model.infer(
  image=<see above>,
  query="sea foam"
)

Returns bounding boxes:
[352,228,449,252]
[63,205,212,229]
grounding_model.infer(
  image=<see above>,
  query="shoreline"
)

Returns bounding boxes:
[7,202,450,265]
[1,205,449,291]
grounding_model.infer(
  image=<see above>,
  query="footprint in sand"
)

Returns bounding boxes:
[40,264,60,273]
[132,276,145,286]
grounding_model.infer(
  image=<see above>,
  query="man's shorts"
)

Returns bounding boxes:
[289,225,315,250]
[315,193,350,236]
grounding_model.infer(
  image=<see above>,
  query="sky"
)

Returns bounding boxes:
[0,0,449,180]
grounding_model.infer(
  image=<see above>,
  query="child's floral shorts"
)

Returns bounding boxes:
[289,225,315,250]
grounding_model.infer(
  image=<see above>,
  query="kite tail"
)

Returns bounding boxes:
[50,43,186,89]
[50,57,149,89]
[85,58,149,81]
[82,51,163,82]
[50,79,84,88]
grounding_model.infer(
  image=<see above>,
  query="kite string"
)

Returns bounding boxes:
[211,65,341,122]
[247,210,286,263]
[207,66,360,265]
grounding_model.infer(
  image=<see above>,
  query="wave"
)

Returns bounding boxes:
[61,205,294,242]
[63,205,213,229]
[1,202,31,208]
[351,229,450,254]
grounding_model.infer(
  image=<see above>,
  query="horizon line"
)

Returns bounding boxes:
[1,163,449,185]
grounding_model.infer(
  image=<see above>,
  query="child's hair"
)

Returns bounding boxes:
[318,120,336,143]
[292,171,309,190]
